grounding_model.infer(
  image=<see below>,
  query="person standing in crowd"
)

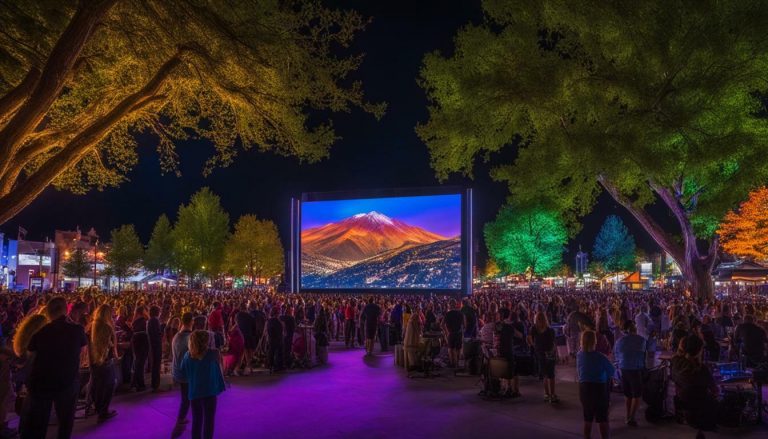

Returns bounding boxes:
[461,299,479,339]
[223,317,244,376]
[634,305,652,339]
[362,297,381,357]
[613,320,646,427]
[529,312,558,403]
[266,308,284,372]
[21,297,88,439]
[236,304,256,375]
[207,302,225,349]
[280,307,296,368]
[179,330,226,439]
[172,312,194,436]
[390,301,403,344]
[566,305,589,359]
[670,335,718,432]
[733,314,767,366]
[344,299,356,348]
[148,306,163,392]
[314,306,330,365]
[12,313,48,439]
[89,304,118,422]
[131,306,150,392]
[577,330,615,439]
[442,299,465,368]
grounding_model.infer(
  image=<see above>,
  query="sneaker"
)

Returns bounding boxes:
[544,395,551,402]
[549,395,560,403]
[626,419,638,427]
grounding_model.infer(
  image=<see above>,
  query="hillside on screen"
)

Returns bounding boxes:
[300,194,461,289]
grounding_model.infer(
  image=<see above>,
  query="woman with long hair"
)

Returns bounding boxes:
[89,304,118,421]
[180,330,225,439]
[12,312,48,438]
[529,312,559,403]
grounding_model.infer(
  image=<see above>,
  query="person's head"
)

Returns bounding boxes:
[368,297,374,305]
[181,312,194,329]
[134,305,147,320]
[188,330,210,360]
[46,297,68,320]
[744,314,755,324]
[580,329,597,353]
[213,301,221,310]
[149,305,160,318]
[682,334,704,359]
[92,304,113,325]
[623,320,637,334]
[13,313,48,357]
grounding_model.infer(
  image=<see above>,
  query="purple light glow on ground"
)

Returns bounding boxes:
[41,344,768,439]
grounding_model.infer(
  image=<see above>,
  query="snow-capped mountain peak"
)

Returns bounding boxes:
[352,211,394,225]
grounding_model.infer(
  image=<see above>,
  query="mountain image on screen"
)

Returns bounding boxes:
[301,211,461,289]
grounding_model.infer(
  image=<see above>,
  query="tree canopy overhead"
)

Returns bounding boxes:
[0,0,383,224]
[418,0,768,299]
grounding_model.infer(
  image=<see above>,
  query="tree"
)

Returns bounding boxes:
[0,0,383,225]
[484,205,567,279]
[105,224,143,290]
[588,261,607,288]
[593,215,637,274]
[172,187,229,283]
[61,247,89,286]
[224,215,284,284]
[417,0,768,300]
[144,214,175,273]
[718,187,768,261]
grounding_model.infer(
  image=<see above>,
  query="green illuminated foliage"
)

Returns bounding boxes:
[484,205,567,278]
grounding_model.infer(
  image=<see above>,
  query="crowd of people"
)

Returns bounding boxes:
[0,285,764,438]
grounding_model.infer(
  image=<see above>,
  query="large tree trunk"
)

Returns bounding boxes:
[0,52,184,224]
[599,176,717,302]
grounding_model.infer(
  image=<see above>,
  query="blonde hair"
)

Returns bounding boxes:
[13,313,48,357]
[90,305,114,366]
[188,330,210,360]
[581,329,597,353]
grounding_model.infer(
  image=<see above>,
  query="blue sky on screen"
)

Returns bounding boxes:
[302,194,461,238]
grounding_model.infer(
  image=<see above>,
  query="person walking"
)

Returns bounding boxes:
[89,304,119,422]
[613,320,646,427]
[172,312,194,436]
[179,330,226,439]
[577,330,615,439]
[21,297,88,439]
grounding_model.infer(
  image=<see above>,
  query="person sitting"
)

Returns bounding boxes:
[670,335,718,432]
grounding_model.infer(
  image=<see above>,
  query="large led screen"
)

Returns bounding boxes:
[300,194,462,289]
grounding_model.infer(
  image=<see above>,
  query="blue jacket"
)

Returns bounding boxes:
[179,349,225,400]
[614,333,647,370]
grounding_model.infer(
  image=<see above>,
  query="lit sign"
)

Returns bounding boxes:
[18,254,51,266]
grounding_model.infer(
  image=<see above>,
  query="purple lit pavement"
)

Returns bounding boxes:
[36,344,768,438]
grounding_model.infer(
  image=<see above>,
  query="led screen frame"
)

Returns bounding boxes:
[290,186,472,295]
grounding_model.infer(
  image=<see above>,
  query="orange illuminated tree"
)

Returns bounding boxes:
[718,187,768,261]
[0,0,382,225]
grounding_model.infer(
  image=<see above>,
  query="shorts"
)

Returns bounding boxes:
[579,382,610,423]
[536,354,556,379]
[365,322,378,340]
[620,369,644,398]
[448,332,462,350]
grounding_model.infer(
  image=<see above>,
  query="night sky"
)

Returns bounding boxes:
[0,0,662,267]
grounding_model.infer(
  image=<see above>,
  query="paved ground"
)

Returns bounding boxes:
[28,343,768,438]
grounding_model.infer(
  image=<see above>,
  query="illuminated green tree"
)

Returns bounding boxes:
[105,224,143,290]
[172,188,229,282]
[224,215,284,284]
[484,205,566,279]
[61,247,90,286]
[0,0,383,225]
[144,214,174,274]
[593,215,636,274]
[418,0,768,300]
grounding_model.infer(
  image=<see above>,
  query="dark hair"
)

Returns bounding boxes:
[683,335,704,357]
[181,312,193,326]
[46,297,68,319]
[149,306,160,318]
[623,320,636,333]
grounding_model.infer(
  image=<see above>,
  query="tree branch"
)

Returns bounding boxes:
[0,0,117,182]
[0,67,40,126]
